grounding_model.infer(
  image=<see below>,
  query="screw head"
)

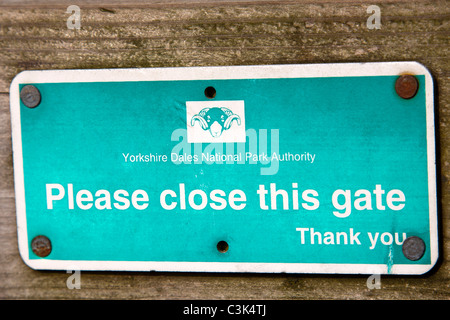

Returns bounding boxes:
[217,240,229,253]
[31,235,52,257]
[395,75,419,99]
[204,86,216,99]
[402,236,425,261]
[20,85,41,108]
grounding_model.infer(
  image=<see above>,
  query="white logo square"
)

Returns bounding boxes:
[186,100,246,143]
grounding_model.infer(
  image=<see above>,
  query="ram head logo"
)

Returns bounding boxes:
[190,107,241,138]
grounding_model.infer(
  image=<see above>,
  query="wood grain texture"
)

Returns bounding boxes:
[0,0,449,300]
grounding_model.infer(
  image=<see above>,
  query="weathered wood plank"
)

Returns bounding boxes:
[0,0,448,299]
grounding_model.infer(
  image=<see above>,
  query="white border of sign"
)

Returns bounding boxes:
[10,62,438,274]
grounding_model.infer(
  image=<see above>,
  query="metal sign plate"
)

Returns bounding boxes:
[10,62,438,274]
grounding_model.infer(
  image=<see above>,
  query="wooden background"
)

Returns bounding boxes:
[0,0,448,299]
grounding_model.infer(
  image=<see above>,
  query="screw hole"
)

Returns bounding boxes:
[204,86,216,99]
[217,240,229,253]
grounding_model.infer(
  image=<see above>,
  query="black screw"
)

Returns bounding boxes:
[402,236,425,261]
[217,240,229,253]
[204,86,216,99]
[31,235,52,257]
[395,75,418,99]
[20,85,41,108]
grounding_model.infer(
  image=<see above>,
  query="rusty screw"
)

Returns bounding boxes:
[402,236,425,261]
[395,75,419,99]
[20,85,41,108]
[31,235,52,257]
[217,240,229,253]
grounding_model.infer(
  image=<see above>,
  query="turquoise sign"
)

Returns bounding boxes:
[10,63,438,274]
